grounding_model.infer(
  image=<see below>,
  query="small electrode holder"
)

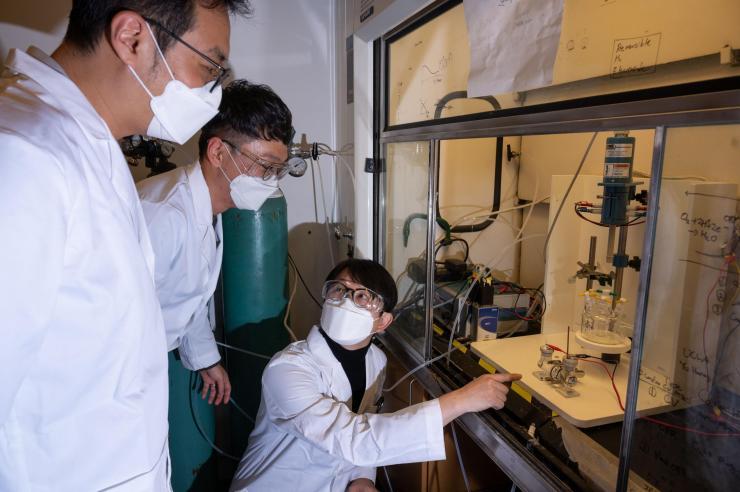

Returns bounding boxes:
[533,345,585,398]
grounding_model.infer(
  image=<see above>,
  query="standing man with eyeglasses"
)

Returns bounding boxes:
[137,80,292,416]
[0,1,251,490]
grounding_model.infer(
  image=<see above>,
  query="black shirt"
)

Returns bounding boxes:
[319,327,370,413]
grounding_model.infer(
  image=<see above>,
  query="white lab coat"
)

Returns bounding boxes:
[230,326,446,492]
[0,48,169,491]
[137,163,223,370]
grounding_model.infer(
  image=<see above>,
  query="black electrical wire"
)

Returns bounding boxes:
[434,236,470,263]
[432,91,503,234]
[493,280,547,330]
[287,253,322,308]
[574,203,646,227]
[522,282,547,321]
[528,287,547,320]
[436,136,503,233]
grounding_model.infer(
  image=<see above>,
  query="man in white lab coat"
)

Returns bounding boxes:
[0,1,251,490]
[137,80,293,405]
[231,259,522,492]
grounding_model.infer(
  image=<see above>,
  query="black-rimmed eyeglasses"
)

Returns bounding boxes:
[143,16,230,93]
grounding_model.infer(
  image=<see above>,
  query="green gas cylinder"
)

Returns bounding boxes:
[221,192,291,455]
[168,351,216,492]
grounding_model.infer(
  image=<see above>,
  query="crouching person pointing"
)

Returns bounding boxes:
[230,258,521,492]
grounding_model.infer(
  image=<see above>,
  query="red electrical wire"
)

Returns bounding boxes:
[579,358,625,411]
[506,308,537,321]
[640,416,740,437]
[544,344,740,437]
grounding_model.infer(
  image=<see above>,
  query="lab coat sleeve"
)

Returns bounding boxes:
[261,356,446,468]
[0,134,68,424]
[347,466,377,485]
[144,202,188,347]
[179,303,220,371]
[144,202,219,371]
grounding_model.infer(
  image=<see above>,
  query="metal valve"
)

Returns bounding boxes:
[560,357,585,387]
[533,350,585,398]
[537,345,554,368]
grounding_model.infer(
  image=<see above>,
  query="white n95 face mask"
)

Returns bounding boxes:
[229,174,278,211]
[127,23,221,144]
[221,146,278,211]
[320,299,375,345]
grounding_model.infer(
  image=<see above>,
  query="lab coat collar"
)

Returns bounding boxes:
[306,325,379,410]
[185,161,215,228]
[307,325,353,403]
[307,326,345,377]
[5,48,112,141]
[27,46,67,76]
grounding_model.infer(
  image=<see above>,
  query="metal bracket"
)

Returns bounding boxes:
[364,157,384,173]
[720,45,740,66]
[532,371,581,398]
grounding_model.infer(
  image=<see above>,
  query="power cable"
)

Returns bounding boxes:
[230,396,255,424]
[189,371,241,461]
[216,341,272,361]
[450,421,471,492]
[383,343,469,393]
[288,253,322,308]
[284,260,299,342]
[542,132,598,261]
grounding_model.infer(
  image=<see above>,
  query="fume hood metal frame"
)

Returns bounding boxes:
[371,3,740,490]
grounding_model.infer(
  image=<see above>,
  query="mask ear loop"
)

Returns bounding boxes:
[224,145,247,175]
[126,22,176,98]
[144,22,175,81]
[218,144,243,184]
[127,65,154,98]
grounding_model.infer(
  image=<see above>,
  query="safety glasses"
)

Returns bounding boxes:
[143,16,230,93]
[321,280,384,313]
[223,140,290,180]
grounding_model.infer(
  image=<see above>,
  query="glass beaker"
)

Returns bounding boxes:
[580,290,595,334]
[581,291,625,345]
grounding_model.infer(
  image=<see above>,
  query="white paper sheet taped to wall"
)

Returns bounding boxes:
[464,0,564,96]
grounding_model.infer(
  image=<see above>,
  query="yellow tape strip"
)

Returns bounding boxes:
[511,383,532,403]
[430,325,552,412]
[452,340,467,353]
[478,359,496,374]
[432,324,467,353]
[477,359,534,404]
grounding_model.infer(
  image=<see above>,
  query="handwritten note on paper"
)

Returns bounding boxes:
[610,33,661,78]
[464,0,564,96]
[679,212,722,243]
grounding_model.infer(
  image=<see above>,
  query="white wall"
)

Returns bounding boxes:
[228,0,339,338]
[350,0,434,259]
[0,2,69,60]
[1,1,341,339]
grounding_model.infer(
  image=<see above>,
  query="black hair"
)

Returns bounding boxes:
[325,259,398,314]
[64,0,253,54]
[198,79,293,158]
